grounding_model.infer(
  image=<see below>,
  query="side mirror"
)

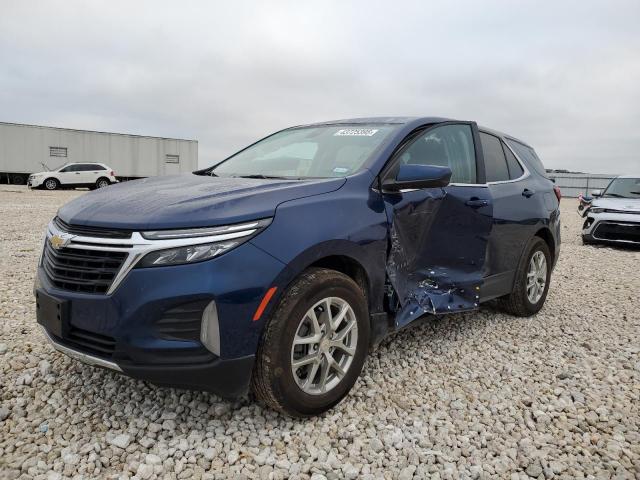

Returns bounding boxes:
[383,164,452,192]
[591,189,602,197]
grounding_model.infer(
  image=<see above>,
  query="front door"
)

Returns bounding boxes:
[57,164,83,185]
[381,122,493,328]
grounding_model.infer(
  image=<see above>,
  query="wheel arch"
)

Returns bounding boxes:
[534,226,555,264]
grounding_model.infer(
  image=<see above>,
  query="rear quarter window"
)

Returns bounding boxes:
[505,139,547,177]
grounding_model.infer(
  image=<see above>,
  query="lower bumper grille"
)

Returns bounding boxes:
[65,327,116,358]
[593,222,640,243]
[42,242,127,294]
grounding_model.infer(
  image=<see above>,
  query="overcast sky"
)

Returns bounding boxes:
[1,0,639,173]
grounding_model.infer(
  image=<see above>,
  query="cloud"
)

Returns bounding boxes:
[1,0,639,173]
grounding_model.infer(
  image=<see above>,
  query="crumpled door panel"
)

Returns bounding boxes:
[384,187,493,328]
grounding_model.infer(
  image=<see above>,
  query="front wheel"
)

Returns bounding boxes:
[43,178,59,190]
[252,268,370,417]
[498,237,552,317]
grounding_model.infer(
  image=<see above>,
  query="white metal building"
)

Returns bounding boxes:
[0,122,198,184]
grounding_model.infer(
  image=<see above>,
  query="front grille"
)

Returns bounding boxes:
[54,217,132,239]
[593,222,640,243]
[65,326,116,358]
[42,242,127,294]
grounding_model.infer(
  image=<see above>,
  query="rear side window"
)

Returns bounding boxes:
[480,132,509,182]
[398,124,477,184]
[503,143,524,179]
[87,164,106,170]
[506,139,546,177]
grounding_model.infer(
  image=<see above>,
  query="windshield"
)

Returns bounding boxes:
[211,124,396,179]
[603,177,640,198]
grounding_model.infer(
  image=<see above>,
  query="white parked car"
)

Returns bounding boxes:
[581,175,640,245]
[28,163,118,190]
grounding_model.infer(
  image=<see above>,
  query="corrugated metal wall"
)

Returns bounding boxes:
[547,173,616,197]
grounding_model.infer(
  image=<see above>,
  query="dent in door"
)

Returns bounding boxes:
[385,189,492,328]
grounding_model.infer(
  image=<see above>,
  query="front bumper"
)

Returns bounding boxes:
[36,240,285,398]
[28,176,43,188]
[582,211,640,245]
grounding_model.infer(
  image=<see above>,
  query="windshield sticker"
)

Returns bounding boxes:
[333,167,349,174]
[334,128,379,137]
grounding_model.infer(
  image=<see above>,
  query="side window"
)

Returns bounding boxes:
[59,165,77,172]
[502,143,524,179]
[398,124,477,184]
[505,139,547,177]
[87,164,105,171]
[75,164,90,171]
[480,132,509,182]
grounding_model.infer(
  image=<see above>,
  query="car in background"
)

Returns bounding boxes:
[28,163,117,190]
[35,117,560,417]
[581,175,640,246]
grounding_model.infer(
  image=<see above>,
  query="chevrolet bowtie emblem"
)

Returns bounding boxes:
[50,233,72,250]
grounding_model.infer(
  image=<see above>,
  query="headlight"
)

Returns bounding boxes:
[589,207,605,214]
[136,218,271,268]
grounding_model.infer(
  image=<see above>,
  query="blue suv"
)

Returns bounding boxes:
[35,117,561,416]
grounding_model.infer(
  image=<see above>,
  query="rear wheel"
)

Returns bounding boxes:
[96,177,110,189]
[252,268,369,417]
[10,174,27,185]
[498,237,551,316]
[43,178,59,190]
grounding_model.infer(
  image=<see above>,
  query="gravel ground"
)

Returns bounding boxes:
[1,186,639,480]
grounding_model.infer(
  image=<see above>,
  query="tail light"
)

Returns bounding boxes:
[553,185,562,202]
[110,171,115,177]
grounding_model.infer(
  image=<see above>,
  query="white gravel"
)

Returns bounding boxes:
[1,186,639,479]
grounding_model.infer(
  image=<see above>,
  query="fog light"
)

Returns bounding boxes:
[200,300,220,356]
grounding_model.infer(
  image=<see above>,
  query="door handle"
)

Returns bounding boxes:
[75,172,80,175]
[465,198,489,208]
[522,188,535,198]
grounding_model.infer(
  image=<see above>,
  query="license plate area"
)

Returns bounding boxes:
[36,289,69,338]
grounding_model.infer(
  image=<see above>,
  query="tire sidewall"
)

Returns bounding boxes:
[519,238,552,314]
[267,272,369,416]
[44,178,58,190]
[96,178,110,188]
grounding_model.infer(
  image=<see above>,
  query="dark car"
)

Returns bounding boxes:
[35,117,561,417]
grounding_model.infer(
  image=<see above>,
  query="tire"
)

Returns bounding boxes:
[582,235,595,245]
[96,178,110,189]
[10,174,26,185]
[498,236,552,317]
[252,268,370,417]
[43,178,59,190]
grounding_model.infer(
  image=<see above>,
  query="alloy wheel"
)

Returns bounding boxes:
[290,297,358,395]
[526,250,547,304]
[45,179,57,190]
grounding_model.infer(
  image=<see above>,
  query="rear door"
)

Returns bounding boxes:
[480,132,538,299]
[381,122,494,327]
[83,164,106,184]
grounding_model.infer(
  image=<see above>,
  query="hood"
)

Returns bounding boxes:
[58,173,346,230]
[592,197,640,212]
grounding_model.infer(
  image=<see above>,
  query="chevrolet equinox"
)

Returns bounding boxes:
[35,117,561,417]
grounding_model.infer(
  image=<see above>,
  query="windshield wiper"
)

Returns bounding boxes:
[233,174,289,179]
[603,193,625,198]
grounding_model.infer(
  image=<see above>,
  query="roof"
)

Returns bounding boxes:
[0,121,197,142]
[303,116,454,126]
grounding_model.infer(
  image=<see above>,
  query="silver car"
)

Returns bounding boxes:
[581,175,640,245]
